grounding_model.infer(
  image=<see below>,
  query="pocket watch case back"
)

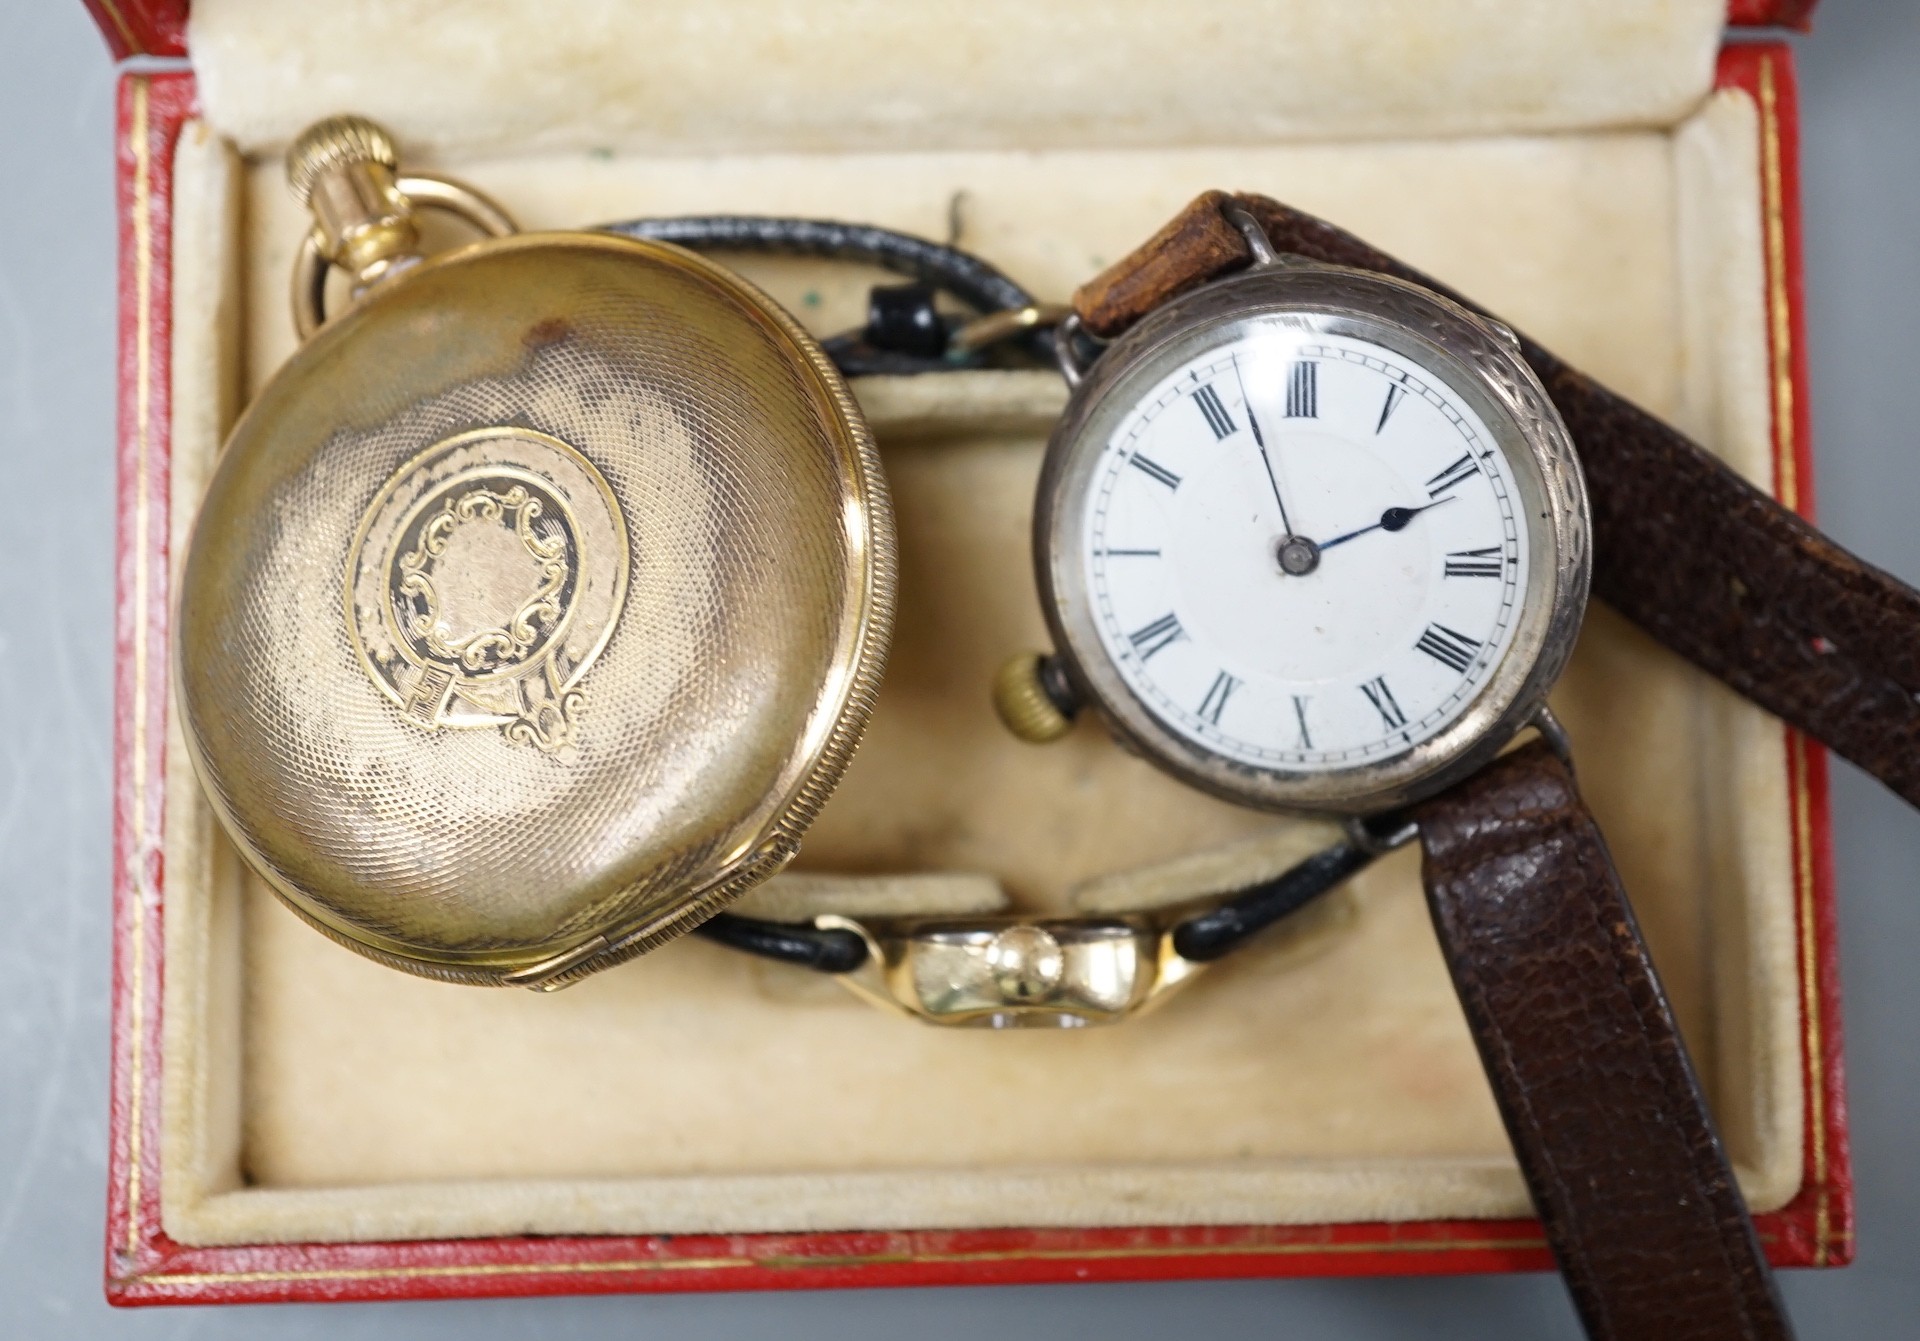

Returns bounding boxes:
[177,218,895,988]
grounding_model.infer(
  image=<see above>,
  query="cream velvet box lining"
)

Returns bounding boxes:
[160,0,1802,1246]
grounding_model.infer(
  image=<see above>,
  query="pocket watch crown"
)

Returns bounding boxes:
[992,652,1077,744]
[284,115,424,318]
[286,115,400,206]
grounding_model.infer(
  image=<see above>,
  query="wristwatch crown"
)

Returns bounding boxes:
[992,652,1075,744]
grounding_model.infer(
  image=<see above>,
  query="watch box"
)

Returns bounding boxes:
[97,0,1849,1305]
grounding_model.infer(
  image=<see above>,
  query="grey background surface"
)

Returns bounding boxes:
[4,3,1917,1337]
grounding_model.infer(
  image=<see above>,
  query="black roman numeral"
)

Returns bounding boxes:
[1129,454,1181,490]
[1128,612,1185,661]
[1193,384,1236,439]
[1443,546,1505,578]
[1197,671,1241,725]
[1360,677,1406,730]
[1376,383,1405,434]
[1285,360,1318,418]
[1413,623,1483,674]
[1292,694,1313,749]
[1425,453,1478,499]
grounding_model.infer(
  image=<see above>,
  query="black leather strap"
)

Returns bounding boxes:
[599,215,1048,375]
[602,215,1037,313]
[700,831,1377,972]
[697,913,870,973]
[1171,828,1385,961]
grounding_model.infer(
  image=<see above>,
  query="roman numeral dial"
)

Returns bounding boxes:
[1193,383,1236,439]
[1128,453,1181,490]
[1444,546,1506,578]
[1425,453,1478,499]
[1081,327,1530,777]
[1413,623,1483,674]
[1128,613,1185,661]
[1285,360,1318,417]
[1360,677,1407,730]
[1198,671,1241,725]
[1376,382,1406,433]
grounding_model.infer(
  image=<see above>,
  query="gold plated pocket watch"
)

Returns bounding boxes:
[175,117,893,989]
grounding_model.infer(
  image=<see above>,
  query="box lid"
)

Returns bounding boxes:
[88,0,1816,156]
[80,1,1821,68]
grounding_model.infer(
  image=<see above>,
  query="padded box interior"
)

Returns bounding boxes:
[157,0,1804,1245]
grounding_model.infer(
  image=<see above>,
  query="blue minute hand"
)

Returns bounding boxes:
[1317,496,1454,552]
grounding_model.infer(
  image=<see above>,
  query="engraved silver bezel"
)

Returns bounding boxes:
[1036,263,1590,814]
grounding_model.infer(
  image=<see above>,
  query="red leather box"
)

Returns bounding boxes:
[98,0,1848,1305]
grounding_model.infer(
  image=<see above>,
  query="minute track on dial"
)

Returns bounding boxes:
[1080,326,1529,774]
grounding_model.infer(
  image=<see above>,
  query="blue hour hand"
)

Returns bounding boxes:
[1317,496,1455,552]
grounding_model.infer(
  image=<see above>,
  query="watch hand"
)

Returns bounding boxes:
[1317,496,1455,552]
[1233,354,1296,537]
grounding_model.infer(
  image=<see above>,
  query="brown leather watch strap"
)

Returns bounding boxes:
[1413,742,1791,1341]
[1076,191,1920,808]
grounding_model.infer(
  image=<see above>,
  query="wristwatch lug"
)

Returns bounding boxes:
[1223,204,1280,268]
[810,915,917,1018]
[1343,813,1419,856]
[1053,311,1099,387]
[1222,203,1323,275]
[1529,703,1574,768]
[1146,930,1209,1008]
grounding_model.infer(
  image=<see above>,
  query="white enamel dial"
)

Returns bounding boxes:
[1081,324,1530,772]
